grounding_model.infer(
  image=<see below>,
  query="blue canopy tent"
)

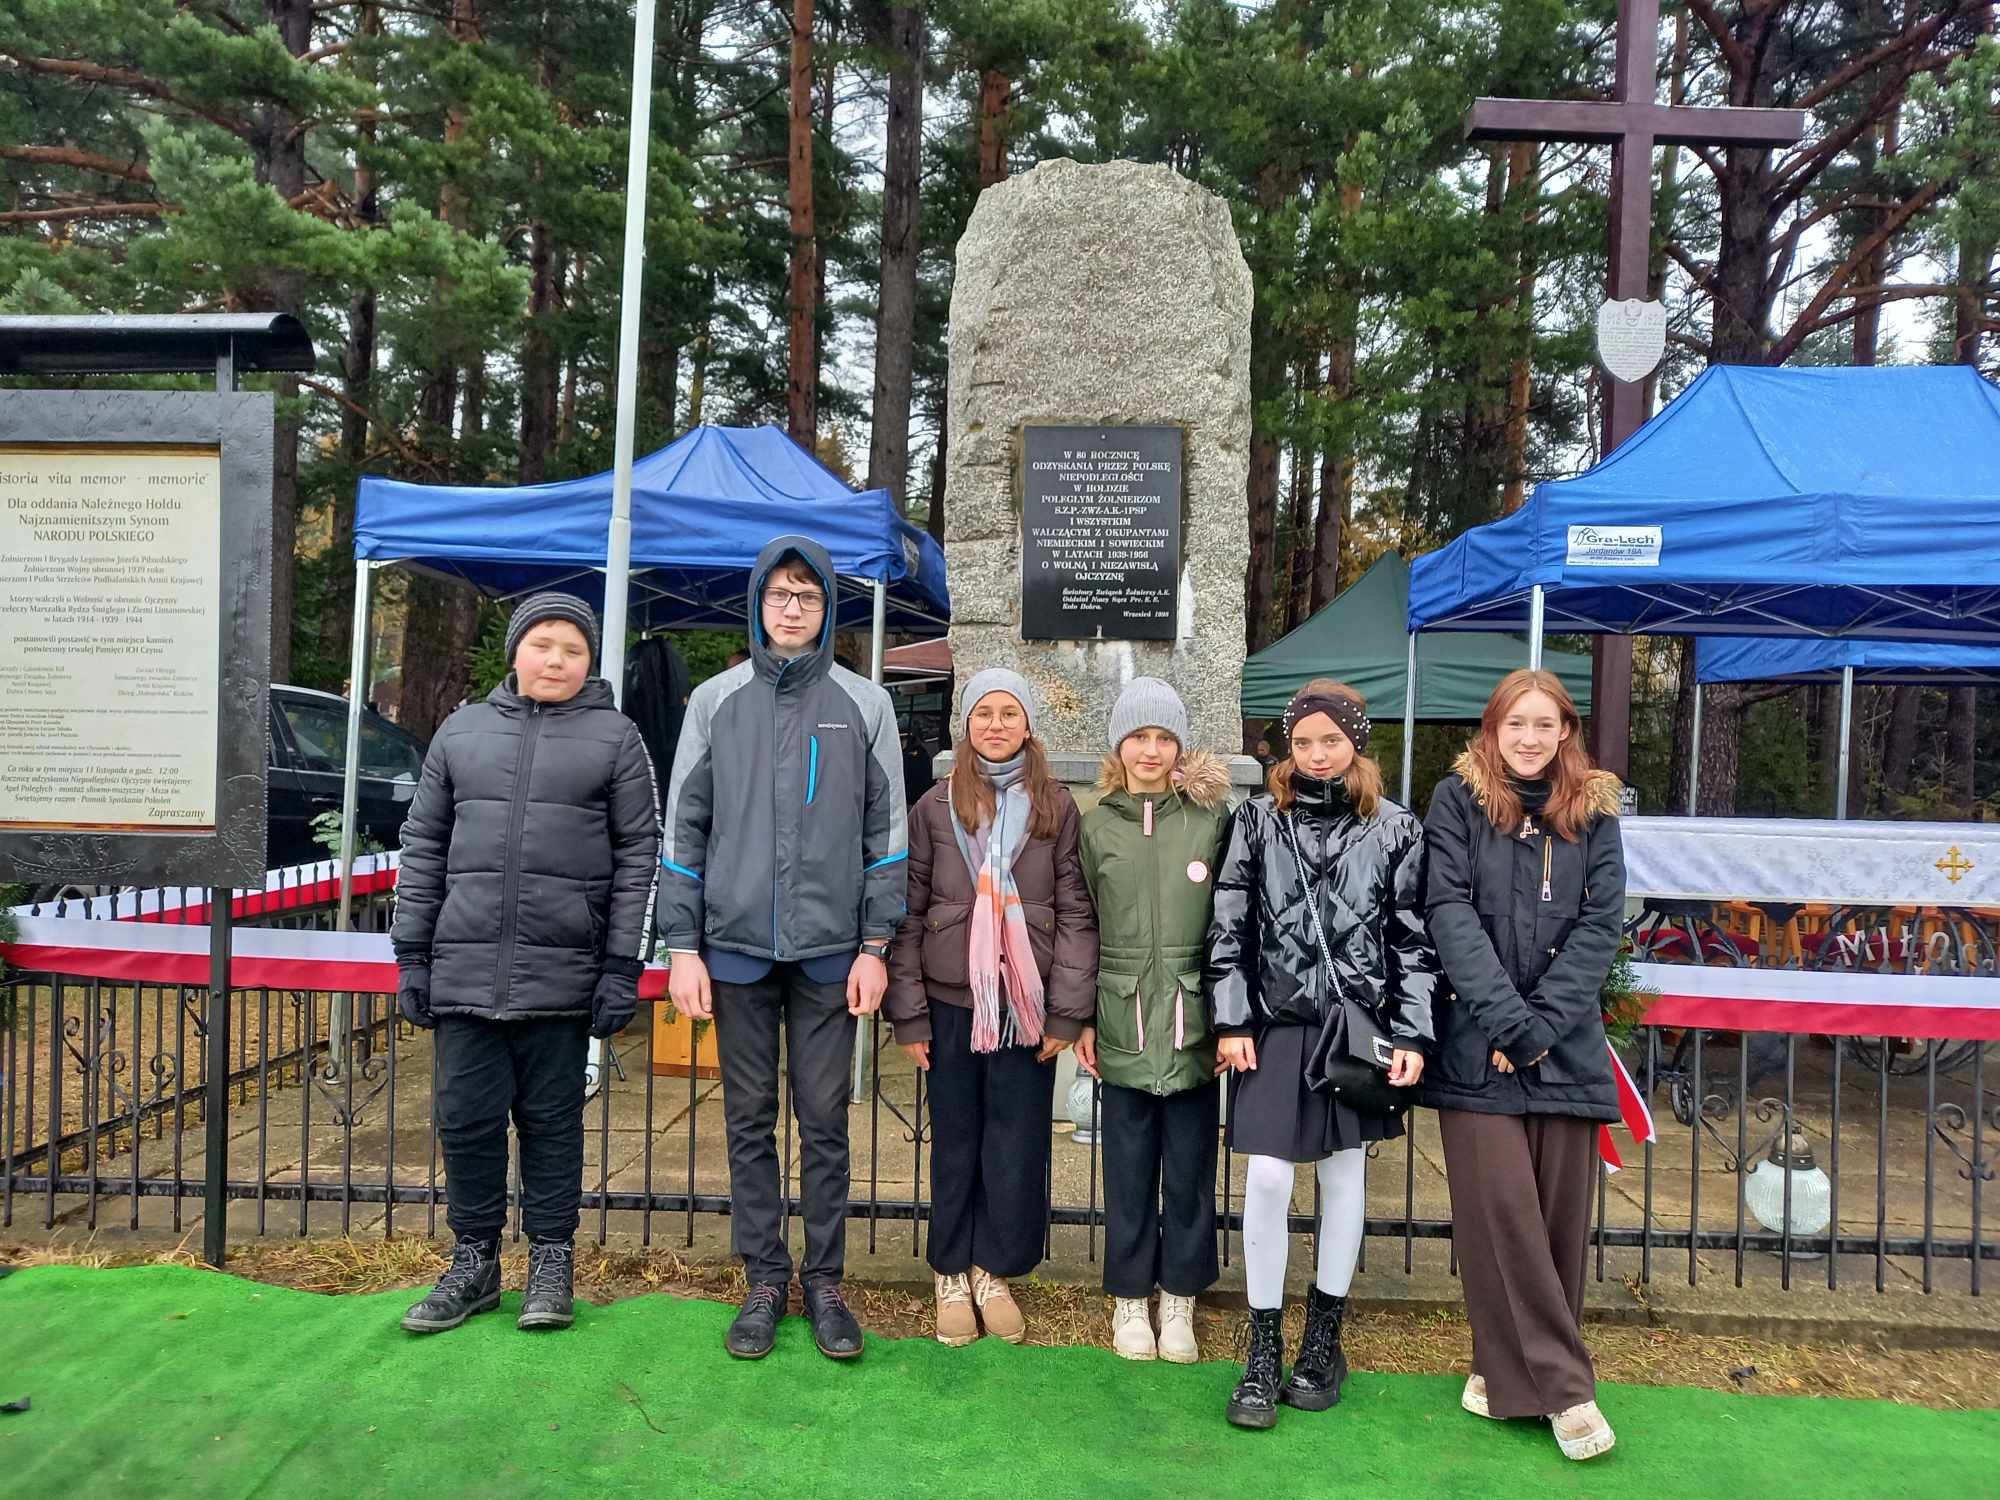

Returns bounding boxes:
[351,423,949,634]
[1687,635,2000,815]
[1402,365,2000,813]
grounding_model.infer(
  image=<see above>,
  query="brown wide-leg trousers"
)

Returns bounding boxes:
[1438,1109,1599,1419]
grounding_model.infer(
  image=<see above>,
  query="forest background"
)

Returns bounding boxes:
[3,0,1997,817]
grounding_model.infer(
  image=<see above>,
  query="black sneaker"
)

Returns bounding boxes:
[1225,1307,1286,1429]
[726,1281,788,1359]
[401,1239,502,1334]
[1280,1286,1349,1411]
[803,1279,863,1360]
[517,1239,577,1331]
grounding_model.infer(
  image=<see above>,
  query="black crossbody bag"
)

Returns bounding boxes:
[1285,815,1406,1118]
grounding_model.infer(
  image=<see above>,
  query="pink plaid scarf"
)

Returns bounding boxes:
[947,754,1046,1053]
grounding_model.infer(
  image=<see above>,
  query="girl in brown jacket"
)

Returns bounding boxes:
[887,668,1098,1346]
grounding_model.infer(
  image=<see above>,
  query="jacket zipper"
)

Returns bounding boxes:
[494,700,546,1015]
[1147,796,1164,1090]
[1541,836,1553,903]
[770,657,790,956]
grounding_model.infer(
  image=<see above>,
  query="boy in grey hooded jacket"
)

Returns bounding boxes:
[659,535,906,1359]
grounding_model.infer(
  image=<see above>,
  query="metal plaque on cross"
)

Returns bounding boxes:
[1595,298,1667,384]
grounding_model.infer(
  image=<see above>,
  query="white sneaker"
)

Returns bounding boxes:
[1551,1400,1616,1461]
[1462,1374,1498,1419]
[1112,1297,1157,1360]
[1156,1293,1199,1364]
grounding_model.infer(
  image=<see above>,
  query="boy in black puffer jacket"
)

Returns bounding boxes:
[392,592,661,1335]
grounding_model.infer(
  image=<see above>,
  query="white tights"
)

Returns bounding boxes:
[1242,1150,1366,1310]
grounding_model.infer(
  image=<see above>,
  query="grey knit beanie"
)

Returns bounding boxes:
[959,667,1038,735]
[505,592,601,673]
[1107,677,1189,752]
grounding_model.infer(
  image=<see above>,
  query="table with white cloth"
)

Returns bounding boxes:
[1619,817,2000,1044]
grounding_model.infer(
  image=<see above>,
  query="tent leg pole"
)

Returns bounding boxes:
[332,560,375,1081]
[854,580,890,1104]
[337,559,373,935]
[1836,664,1854,821]
[848,580,888,1112]
[1687,681,1702,818]
[1401,632,1417,806]
[1528,585,1545,671]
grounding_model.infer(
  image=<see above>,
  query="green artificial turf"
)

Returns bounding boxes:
[0,1264,1993,1499]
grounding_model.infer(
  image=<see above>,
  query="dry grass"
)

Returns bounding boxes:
[6,1234,1993,1412]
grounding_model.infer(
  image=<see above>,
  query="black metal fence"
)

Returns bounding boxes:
[2,879,1994,1295]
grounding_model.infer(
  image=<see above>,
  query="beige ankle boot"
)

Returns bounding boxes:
[934,1272,978,1346]
[970,1267,1025,1344]
[1156,1294,1199,1363]
[1112,1297,1156,1360]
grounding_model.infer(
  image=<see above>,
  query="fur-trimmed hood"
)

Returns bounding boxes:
[1450,748,1622,824]
[1095,748,1232,810]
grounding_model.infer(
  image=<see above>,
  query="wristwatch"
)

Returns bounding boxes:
[859,940,891,961]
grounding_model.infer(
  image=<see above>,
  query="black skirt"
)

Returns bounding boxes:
[1225,1023,1404,1162]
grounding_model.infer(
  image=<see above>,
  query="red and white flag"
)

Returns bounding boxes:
[1597,1041,1657,1174]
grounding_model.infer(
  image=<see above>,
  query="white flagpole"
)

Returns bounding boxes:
[589,0,659,1099]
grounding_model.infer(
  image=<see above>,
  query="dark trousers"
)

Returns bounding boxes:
[1099,1080,1221,1298]
[712,967,857,1286]
[925,1000,1056,1278]
[1437,1109,1599,1418]
[433,1016,590,1244]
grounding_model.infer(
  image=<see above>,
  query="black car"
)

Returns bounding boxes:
[266,685,427,869]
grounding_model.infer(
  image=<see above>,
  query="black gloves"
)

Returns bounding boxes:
[591,956,644,1039]
[397,964,435,1030]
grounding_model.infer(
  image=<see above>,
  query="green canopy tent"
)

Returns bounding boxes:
[1242,552,1592,720]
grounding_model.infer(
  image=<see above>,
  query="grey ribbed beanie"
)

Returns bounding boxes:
[505,592,601,672]
[959,667,1038,734]
[1107,677,1189,751]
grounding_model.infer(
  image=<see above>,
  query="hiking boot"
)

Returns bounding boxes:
[803,1279,863,1361]
[1112,1297,1157,1361]
[1157,1293,1199,1364]
[970,1267,1025,1344]
[1552,1400,1616,1461]
[1226,1307,1285,1429]
[726,1281,787,1359]
[400,1238,501,1334]
[1280,1286,1349,1411]
[517,1239,576,1331]
[935,1273,978,1346]
[1462,1374,1498,1419]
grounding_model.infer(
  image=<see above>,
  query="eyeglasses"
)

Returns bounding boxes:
[762,586,826,615]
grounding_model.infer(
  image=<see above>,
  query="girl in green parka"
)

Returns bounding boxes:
[1079,678,1232,1364]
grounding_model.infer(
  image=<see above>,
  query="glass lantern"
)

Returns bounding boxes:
[1743,1129,1832,1249]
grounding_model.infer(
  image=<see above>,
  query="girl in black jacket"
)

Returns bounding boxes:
[1206,680,1437,1429]
[1422,668,1624,1462]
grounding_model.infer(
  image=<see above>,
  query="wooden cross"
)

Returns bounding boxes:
[1466,0,1805,776]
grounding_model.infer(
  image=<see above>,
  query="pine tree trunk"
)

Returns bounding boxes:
[1882,684,1921,801]
[1947,688,1978,813]
[927,419,948,543]
[785,0,817,444]
[977,69,1010,188]
[518,220,558,483]
[321,0,379,683]
[866,0,924,506]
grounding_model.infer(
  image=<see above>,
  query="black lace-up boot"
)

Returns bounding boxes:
[400,1238,502,1333]
[517,1239,577,1330]
[1225,1307,1286,1429]
[1281,1286,1349,1410]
